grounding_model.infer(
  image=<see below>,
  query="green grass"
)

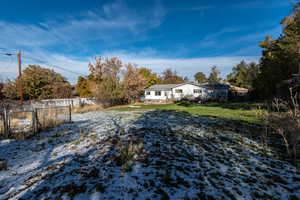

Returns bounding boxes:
[111,102,261,124]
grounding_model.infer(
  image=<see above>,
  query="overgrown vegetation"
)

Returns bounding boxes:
[259,91,300,161]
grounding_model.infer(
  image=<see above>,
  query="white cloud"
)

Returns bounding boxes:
[0,0,165,51]
[100,50,259,79]
[0,49,258,83]
[0,0,262,83]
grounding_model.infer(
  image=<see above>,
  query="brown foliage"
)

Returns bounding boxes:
[2,80,18,100]
[161,68,184,84]
[123,64,146,103]
[88,57,122,83]
[88,57,124,107]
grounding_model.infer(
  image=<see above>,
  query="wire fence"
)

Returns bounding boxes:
[0,105,72,139]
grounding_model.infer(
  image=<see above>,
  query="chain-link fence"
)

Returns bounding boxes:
[9,110,34,137]
[0,105,72,139]
[36,106,71,130]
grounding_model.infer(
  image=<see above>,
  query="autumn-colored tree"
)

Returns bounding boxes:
[208,66,221,83]
[138,67,160,88]
[2,79,18,100]
[123,64,146,103]
[88,57,122,83]
[194,72,207,83]
[21,65,72,100]
[161,68,184,84]
[76,76,92,97]
[88,57,123,106]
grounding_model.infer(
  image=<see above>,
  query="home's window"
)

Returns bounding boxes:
[146,91,151,95]
[194,89,202,94]
[175,89,183,93]
[155,91,161,96]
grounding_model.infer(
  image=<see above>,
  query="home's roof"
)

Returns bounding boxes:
[230,85,249,93]
[199,82,230,89]
[145,82,230,91]
[145,84,179,91]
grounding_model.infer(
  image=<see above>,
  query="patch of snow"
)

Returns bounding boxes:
[0,110,299,199]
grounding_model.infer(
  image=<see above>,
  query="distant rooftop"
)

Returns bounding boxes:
[145,84,179,91]
[145,82,230,91]
[200,82,230,89]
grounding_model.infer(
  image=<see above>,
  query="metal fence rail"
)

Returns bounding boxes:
[0,105,72,139]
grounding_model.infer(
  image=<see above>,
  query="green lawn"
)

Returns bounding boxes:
[111,102,262,124]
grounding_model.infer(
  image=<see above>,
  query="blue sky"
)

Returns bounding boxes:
[0,0,293,82]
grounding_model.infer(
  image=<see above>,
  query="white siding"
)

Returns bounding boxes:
[144,83,229,102]
[171,84,203,99]
[145,90,168,100]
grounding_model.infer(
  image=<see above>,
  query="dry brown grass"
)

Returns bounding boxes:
[72,104,103,113]
[37,107,70,129]
[0,123,4,135]
[10,111,32,120]
[107,102,144,110]
[260,90,300,160]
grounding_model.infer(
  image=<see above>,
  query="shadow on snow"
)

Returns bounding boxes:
[4,110,299,200]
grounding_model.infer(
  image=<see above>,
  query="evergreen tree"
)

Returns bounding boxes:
[194,72,207,83]
[208,66,221,83]
[253,3,300,98]
[227,61,259,89]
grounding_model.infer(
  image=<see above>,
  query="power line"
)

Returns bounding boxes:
[22,54,85,76]
[0,47,17,56]
[0,49,86,79]
[0,52,14,56]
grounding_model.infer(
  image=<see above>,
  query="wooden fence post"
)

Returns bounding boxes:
[32,108,38,135]
[3,107,9,138]
[68,105,72,123]
[35,108,39,133]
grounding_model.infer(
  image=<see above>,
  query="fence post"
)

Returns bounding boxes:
[68,105,72,123]
[35,108,39,133]
[32,108,39,134]
[32,109,37,135]
[3,107,9,138]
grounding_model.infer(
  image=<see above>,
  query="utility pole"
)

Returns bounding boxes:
[17,51,23,105]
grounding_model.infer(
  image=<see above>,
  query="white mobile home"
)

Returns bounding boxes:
[144,82,229,103]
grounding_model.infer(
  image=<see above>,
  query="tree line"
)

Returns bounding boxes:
[0,57,228,105]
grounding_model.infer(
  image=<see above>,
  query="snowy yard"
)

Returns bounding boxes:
[0,110,299,200]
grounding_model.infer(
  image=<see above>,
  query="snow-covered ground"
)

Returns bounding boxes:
[0,110,299,200]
